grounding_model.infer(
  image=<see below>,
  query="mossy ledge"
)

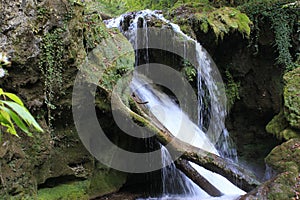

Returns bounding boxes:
[168,3,252,41]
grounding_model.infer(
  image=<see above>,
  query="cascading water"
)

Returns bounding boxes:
[105,10,245,199]
[131,74,245,199]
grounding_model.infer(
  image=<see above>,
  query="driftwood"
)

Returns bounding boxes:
[112,93,260,194]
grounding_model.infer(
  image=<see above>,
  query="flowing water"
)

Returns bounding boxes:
[131,75,245,199]
[105,10,245,199]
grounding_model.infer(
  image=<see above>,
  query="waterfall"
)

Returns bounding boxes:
[131,74,245,199]
[105,9,245,199]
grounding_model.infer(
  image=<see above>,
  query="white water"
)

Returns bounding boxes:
[131,75,245,199]
[105,10,245,199]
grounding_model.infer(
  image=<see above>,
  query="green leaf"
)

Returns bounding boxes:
[3,92,24,106]
[0,110,12,126]
[0,101,43,132]
[0,109,18,136]
[0,106,32,136]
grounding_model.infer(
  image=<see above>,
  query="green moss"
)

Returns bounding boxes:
[265,138,300,173]
[169,3,252,41]
[280,128,300,140]
[88,163,127,198]
[88,172,126,198]
[266,67,300,140]
[266,111,289,138]
[263,139,300,198]
[283,67,300,129]
[37,180,90,200]
[193,7,252,40]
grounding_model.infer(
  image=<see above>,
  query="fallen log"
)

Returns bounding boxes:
[175,158,223,197]
[112,92,260,193]
[154,122,260,192]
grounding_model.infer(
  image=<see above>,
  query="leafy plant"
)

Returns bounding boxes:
[225,69,240,109]
[0,89,43,137]
[39,28,65,128]
[240,0,299,71]
[182,60,197,81]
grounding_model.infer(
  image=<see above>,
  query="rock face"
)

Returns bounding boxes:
[266,67,300,140]
[0,0,134,198]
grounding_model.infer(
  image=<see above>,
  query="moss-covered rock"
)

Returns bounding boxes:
[264,139,300,199]
[283,67,300,130]
[266,111,289,138]
[265,138,300,173]
[241,139,300,200]
[80,30,134,92]
[88,162,127,199]
[168,3,252,41]
[38,180,90,200]
[266,67,300,140]
[265,110,300,140]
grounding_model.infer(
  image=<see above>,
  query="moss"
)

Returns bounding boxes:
[283,67,300,129]
[265,138,300,173]
[194,7,252,40]
[266,67,300,140]
[88,163,127,198]
[169,3,252,41]
[37,180,90,200]
[263,139,300,199]
[266,110,289,138]
[83,15,110,50]
[280,128,300,140]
